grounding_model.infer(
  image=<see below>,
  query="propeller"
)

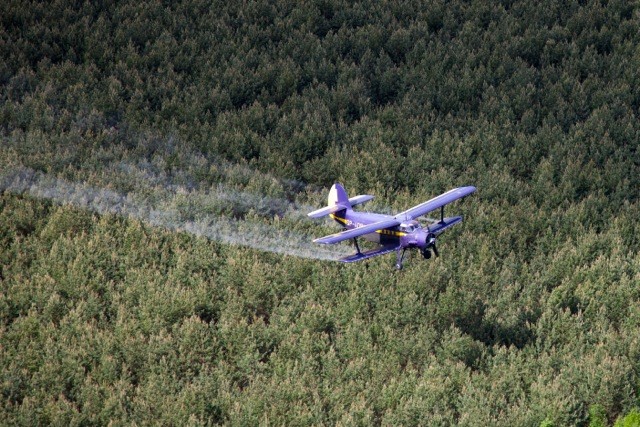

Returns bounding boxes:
[432,241,439,257]
[425,232,439,257]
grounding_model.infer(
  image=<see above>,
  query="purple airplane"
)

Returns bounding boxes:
[308,183,476,269]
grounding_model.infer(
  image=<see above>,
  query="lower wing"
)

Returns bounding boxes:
[338,244,401,263]
[427,216,463,235]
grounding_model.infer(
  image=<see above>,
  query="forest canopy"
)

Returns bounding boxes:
[1,0,639,425]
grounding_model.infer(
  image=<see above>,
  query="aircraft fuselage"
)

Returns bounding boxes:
[330,210,431,250]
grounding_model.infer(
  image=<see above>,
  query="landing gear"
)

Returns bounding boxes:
[395,248,406,270]
[422,249,431,259]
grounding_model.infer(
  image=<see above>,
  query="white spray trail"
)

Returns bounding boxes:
[0,166,352,261]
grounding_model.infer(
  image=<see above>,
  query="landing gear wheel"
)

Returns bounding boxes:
[422,249,431,259]
[395,263,403,270]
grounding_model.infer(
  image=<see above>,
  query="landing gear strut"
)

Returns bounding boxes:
[395,248,406,270]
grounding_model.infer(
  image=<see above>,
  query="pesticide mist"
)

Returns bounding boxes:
[0,141,352,261]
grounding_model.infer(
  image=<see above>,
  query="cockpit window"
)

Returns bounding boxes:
[401,224,416,232]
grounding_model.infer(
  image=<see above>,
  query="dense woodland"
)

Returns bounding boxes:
[2,0,640,425]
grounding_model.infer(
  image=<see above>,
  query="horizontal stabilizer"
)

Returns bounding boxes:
[314,218,401,244]
[307,203,350,218]
[348,194,374,206]
[339,244,401,263]
[428,216,463,235]
[308,194,373,218]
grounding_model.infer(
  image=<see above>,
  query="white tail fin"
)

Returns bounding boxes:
[328,183,350,208]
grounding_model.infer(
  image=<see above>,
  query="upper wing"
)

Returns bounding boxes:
[313,218,401,244]
[396,186,476,221]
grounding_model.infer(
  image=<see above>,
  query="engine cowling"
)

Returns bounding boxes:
[410,230,438,257]
[421,231,439,257]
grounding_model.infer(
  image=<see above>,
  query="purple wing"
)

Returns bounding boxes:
[313,218,401,244]
[339,244,401,263]
[427,216,463,235]
[396,186,476,221]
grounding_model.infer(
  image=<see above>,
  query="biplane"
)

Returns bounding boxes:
[308,183,476,269]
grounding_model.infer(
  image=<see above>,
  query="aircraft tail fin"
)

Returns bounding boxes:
[328,183,350,208]
[308,183,350,218]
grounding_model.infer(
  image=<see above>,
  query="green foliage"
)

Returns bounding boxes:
[615,409,640,427]
[1,0,640,425]
[590,404,608,427]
